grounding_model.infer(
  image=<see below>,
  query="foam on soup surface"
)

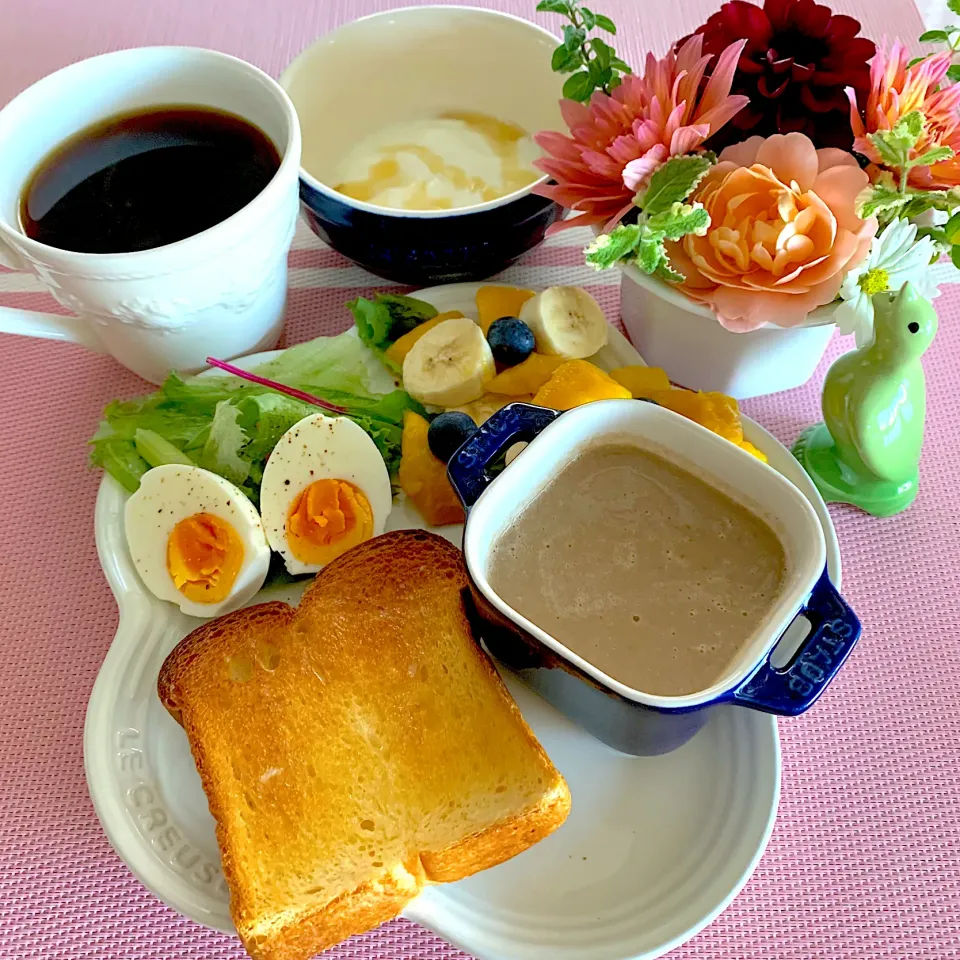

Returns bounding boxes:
[331,111,540,210]
[488,444,786,697]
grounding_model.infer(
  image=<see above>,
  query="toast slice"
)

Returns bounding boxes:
[158,530,570,960]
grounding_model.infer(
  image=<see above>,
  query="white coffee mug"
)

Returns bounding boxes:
[0,47,301,383]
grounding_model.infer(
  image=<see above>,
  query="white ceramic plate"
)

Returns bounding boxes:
[85,283,841,960]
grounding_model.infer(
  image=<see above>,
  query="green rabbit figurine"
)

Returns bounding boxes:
[793,282,937,517]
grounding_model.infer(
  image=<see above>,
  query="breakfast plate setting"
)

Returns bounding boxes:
[14,1,946,958]
[86,283,849,960]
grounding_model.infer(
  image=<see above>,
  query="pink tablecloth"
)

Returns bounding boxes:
[2,1,959,958]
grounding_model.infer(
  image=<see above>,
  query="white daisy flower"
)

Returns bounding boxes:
[837,219,940,346]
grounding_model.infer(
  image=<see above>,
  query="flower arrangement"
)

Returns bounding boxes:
[534,0,960,345]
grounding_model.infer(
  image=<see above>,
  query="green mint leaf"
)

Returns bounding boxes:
[655,260,686,283]
[855,182,911,219]
[584,224,643,269]
[869,133,907,169]
[563,23,587,51]
[591,36,612,70]
[634,229,686,282]
[638,155,714,215]
[951,242,960,269]
[948,63,960,83]
[915,145,956,165]
[637,235,668,275]
[945,211,960,245]
[868,111,924,169]
[536,0,570,13]
[920,29,949,42]
[611,57,632,73]
[586,60,613,88]
[905,186,960,214]
[608,74,623,91]
[908,56,926,67]
[594,13,617,33]
[949,0,960,14]
[900,195,939,222]
[915,225,948,246]
[645,202,710,241]
[854,172,909,217]
[579,5,597,29]
[902,110,924,140]
[562,70,594,101]
[552,44,582,72]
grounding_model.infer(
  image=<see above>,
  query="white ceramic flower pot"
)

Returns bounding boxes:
[619,264,837,399]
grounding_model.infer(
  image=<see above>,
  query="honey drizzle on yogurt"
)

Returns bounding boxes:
[334,111,539,210]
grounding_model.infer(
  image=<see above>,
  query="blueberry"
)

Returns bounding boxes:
[487,317,535,367]
[428,412,478,463]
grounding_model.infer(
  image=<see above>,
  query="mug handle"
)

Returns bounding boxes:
[0,237,107,354]
[731,571,861,716]
[0,306,108,353]
[448,402,560,510]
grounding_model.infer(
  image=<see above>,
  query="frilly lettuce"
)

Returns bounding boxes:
[90,329,423,499]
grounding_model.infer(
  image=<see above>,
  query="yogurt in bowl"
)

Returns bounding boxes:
[280,6,564,284]
[332,111,543,212]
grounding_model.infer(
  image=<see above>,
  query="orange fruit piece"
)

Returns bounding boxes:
[532,360,631,410]
[488,353,565,396]
[648,389,744,444]
[476,285,535,334]
[397,411,466,527]
[609,365,672,398]
[737,440,769,462]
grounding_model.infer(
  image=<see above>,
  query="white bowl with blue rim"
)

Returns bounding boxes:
[448,399,861,756]
[279,6,564,284]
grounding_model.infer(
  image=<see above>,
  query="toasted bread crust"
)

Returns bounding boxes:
[158,531,570,960]
[158,601,296,724]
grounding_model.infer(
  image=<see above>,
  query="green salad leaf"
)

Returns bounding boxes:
[348,296,394,353]
[90,330,424,500]
[200,401,255,489]
[346,293,438,371]
[93,438,149,493]
[134,429,196,468]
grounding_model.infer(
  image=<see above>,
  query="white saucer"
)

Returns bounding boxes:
[85,283,841,960]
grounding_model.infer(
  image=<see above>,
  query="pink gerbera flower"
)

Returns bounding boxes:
[533,35,749,234]
[850,40,960,189]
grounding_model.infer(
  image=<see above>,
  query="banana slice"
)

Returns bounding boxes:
[520,286,609,359]
[403,317,495,407]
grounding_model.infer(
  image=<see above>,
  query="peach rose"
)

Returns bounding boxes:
[670,133,878,331]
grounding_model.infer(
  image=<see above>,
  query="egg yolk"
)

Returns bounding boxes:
[166,513,245,604]
[286,479,374,565]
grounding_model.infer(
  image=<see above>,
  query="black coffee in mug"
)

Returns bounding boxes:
[20,105,281,254]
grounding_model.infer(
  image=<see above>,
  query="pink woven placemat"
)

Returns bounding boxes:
[2,2,959,958]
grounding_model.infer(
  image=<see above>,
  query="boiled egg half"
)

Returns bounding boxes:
[260,413,392,576]
[124,464,271,618]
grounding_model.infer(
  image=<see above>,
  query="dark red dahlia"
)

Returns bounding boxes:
[682,0,876,151]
